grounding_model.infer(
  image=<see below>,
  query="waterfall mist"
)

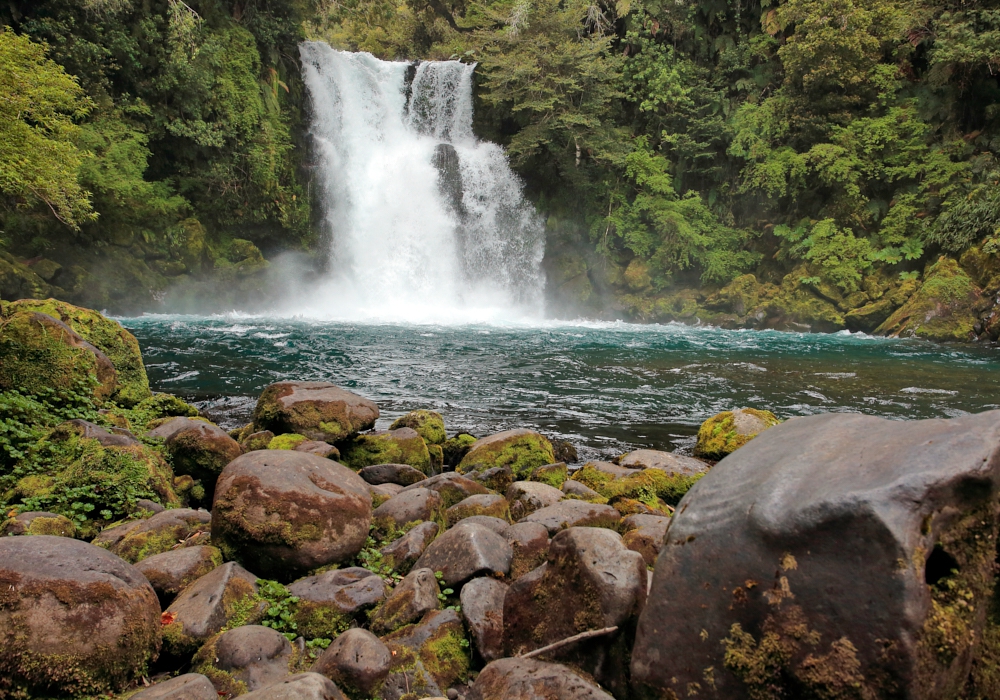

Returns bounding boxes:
[291,43,546,322]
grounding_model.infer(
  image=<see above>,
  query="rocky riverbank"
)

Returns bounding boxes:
[2,299,1000,699]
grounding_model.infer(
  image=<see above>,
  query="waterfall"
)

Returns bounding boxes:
[297,42,545,321]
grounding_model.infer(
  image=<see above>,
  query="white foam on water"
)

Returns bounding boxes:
[293,44,546,323]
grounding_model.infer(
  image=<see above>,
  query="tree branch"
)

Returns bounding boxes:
[518,626,618,660]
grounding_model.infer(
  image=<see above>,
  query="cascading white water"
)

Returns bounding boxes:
[296,42,546,321]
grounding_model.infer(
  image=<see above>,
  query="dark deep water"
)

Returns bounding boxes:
[121,315,1000,461]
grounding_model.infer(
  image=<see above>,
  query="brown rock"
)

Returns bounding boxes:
[503,521,549,580]
[193,625,292,693]
[469,658,614,700]
[619,449,709,476]
[288,567,388,637]
[148,417,242,503]
[212,450,372,580]
[239,672,347,700]
[369,567,440,635]
[312,628,392,697]
[373,487,443,530]
[620,515,670,568]
[381,609,468,690]
[134,544,222,605]
[520,500,620,535]
[253,381,379,442]
[381,521,440,573]
[461,577,508,662]
[414,521,512,587]
[446,493,510,526]
[130,673,218,700]
[506,481,564,520]
[0,511,76,537]
[295,440,341,459]
[108,507,212,563]
[401,472,489,508]
[360,463,429,486]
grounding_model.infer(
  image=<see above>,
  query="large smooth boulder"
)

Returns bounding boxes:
[312,628,392,697]
[239,672,347,700]
[693,407,780,460]
[457,429,555,480]
[390,409,446,444]
[469,658,615,700]
[414,521,512,587]
[288,567,387,637]
[369,567,441,635]
[192,625,292,695]
[0,536,160,697]
[9,298,151,405]
[212,450,372,580]
[461,577,508,662]
[503,527,646,696]
[0,310,117,404]
[148,417,242,501]
[131,673,218,700]
[253,381,379,442]
[620,448,709,476]
[135,544,222,605]
[520,500,620,535]
[632,411,1000,699]
[161,561,265,657]
[107,507,212,563]
[339,427,432,474]
[372,487,442,530]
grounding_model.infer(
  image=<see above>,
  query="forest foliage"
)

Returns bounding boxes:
[2,0,1000,302]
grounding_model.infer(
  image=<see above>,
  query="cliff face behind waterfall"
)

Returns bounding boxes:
[3,0,1000,340]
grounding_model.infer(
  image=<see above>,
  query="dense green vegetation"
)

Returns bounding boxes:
[2,0,1000,328]
[0,0,314,311]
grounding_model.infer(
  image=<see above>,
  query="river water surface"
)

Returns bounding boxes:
[121,316,1000,461]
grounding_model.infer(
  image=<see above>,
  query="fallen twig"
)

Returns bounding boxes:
[519,626,618,660]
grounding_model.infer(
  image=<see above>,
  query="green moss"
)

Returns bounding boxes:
[456,432,555,480]
[531,462,568,488]
[339,431,432,473]
[447,497,510,526]
[267,433,309,450]
[9,299,152,406]
[390,410,447,445]
[877,258,980,342]
[24,514,76,537]
[570,465,615,492]
[601,469,704,508]
[420,623,470,686]
[123,393,199,432]
[694,409,780,460]
[442,433,476,467]
[293,601,353,640]
[190,634,250,698]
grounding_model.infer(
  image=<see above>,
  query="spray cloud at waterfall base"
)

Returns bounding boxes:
[289,43,546,323]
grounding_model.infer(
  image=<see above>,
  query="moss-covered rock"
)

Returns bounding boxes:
[0,251,53,301]
[694,408,780,460]
[529,462,568,488]
[148,416,242,504]
[0,536,161,698]
[0,510,76,537]
[456,429,555,481]
[253,381,379,443]
[339,427,432,474]
[390,410,447,445]
[9,299,151,406]
[268,432,309,450]
[106,508,212,564]
[381,609,470,691]
[445,494,510,526]
[0,310,117,404]
[442,433,477,468]
[877,257,981,342]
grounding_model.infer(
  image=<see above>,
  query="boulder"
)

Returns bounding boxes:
[192,625,292,695]
[456,515,510,534]
[503,527,646,696]
[461,577,508,662]
[468,465,514,493]
[161,561,266,657]
[693,408,780,460]
[442,433,477,468]
[469,658,614,700]
[267,432,311,450]
[360,463,428,486]
[0,536,160,697]
[148,417,242,502]
[369,567,441,635]
[0,510,76,537]
[288,567,388,638]
[390,409,447,445]
[312,628,392,697]
[212,450,372,580]
[135,498,166,515]
[551,440,579,464]
[446,493,510,526]
[372,487,443,530]
[520,500,620,535]
[507,481,564,520]
[58,418,142,447]
[0,310,117,404]
[528,462,568,488]
[370,483,404,505]
[108,507,212,563]
[561,479,602,500]
[135,544,222,605]
[401,472,489,508]
[381,609,469,691]
[254,381,379,442]
[239,672,348,700]
[240,429,275,452]
[414,521,512,587]
[876,256,981,342]
[295,440,341,459]
[8,299,151,406]
[378,660,442,700]
[503,521,549,580]
[457,429,555,481]
[619,449,709,476]
[131,673,218,700]
[340,427,432,474]
[620,514,670,568]
[92,517,146,549]
[631,411,1000,699]
[381,521,440,573]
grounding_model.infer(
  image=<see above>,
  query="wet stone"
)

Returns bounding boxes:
[312,628,392,697]
[414,521,512,587]
[381,521,440,573]
[460,577,508,663]
[361,463,429,486]
[370,567,441,635]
